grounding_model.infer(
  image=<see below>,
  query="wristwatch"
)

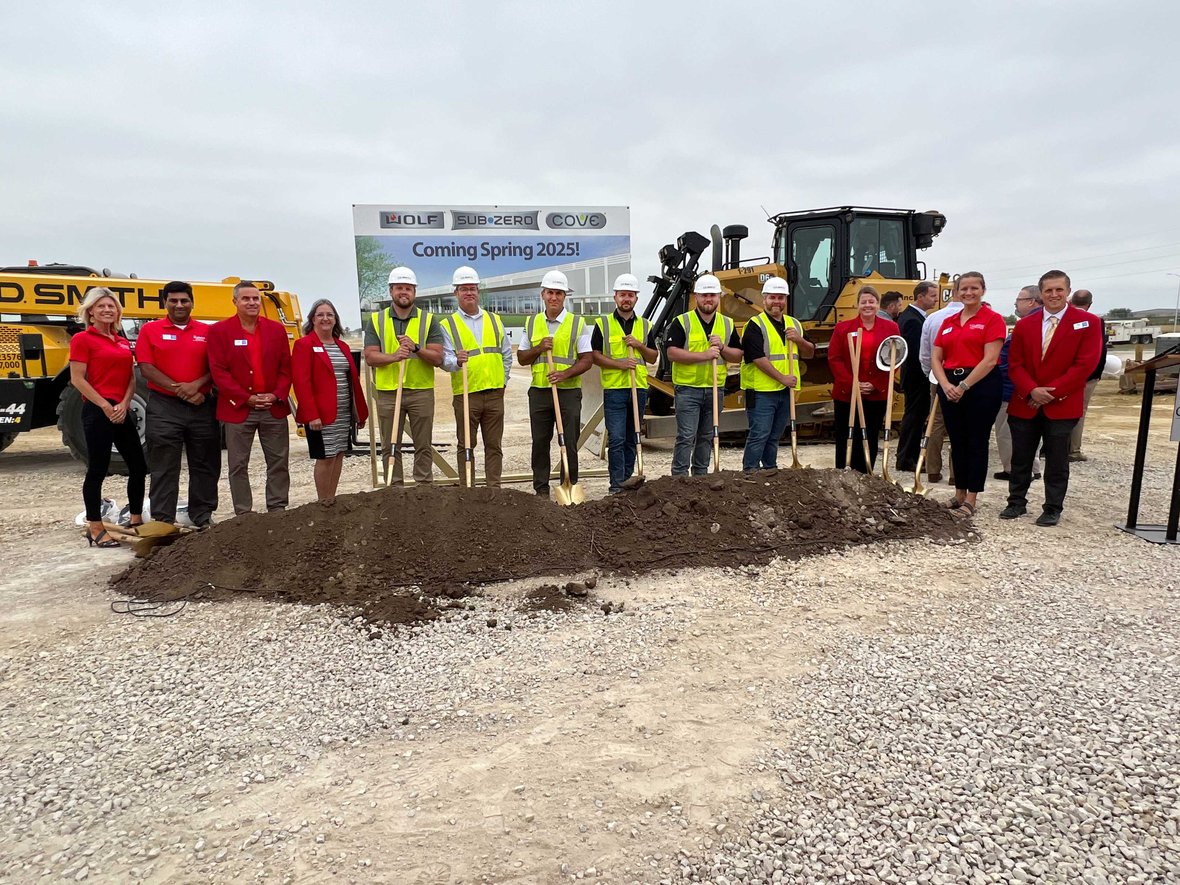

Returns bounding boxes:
[412,343,421,354]
[957,380,970,392]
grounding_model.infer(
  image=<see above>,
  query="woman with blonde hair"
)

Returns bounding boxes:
[69,287,147,547]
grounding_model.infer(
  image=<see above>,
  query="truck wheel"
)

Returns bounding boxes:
[57,379,150,476]
[0,432,16,454]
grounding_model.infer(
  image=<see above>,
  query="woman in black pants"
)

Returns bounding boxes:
[68,287,148,547]
[931,271,1006,516]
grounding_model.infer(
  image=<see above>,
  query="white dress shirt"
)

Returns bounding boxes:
[518,308,593,354]
[920,301,965,374]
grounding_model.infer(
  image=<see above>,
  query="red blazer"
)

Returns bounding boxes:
[828,316,900,401]
[207,315,293,423]
[291,334,368,427]
[1007,305,1102,420]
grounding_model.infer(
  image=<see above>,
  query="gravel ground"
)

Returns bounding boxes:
[0,383,1177,883]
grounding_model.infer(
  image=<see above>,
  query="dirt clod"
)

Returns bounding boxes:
[111,469,967,625]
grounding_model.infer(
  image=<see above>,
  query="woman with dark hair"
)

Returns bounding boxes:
[69,287,148,547]
[292,299,367,503]
[931,271,1006,516]
[827,287,899,472]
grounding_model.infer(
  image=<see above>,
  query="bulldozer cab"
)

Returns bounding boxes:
[771,207,946,325]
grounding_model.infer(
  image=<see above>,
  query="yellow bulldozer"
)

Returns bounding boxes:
[0,263,303,471]
[640,206,949,436]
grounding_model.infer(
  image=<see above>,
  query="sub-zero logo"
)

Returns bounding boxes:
[379,211,444,229]
[546,211,606,229]
[451,211,539,231]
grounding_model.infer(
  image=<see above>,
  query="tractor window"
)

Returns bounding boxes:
[782,224,835,320]
[849,218,907,279]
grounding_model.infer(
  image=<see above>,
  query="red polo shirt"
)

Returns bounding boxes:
[936,305,1007,369]
[68,326,134,400]
[135,318,213,394]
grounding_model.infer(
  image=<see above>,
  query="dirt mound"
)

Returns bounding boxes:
[110,469,968,624]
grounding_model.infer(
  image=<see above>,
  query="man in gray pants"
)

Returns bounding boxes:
[136,281,220,526]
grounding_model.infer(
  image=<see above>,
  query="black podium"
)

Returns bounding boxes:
[1117,344,1180,544]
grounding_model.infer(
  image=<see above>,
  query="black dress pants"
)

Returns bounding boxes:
[81,400,148,521]
[528,387,581,494]
[146,392,221,524]
[895,380,930,471]
[833,397,886,473]
[1008,411,1077,515]
[937,370,1002,494]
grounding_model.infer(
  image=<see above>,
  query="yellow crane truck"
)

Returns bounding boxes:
[641,206,949,436]
[0,263,303,471]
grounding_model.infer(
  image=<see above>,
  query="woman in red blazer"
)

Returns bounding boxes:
[292,300,368,504]
[827,286,900,472]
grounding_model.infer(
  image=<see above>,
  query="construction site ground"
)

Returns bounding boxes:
[1,377,1177,884]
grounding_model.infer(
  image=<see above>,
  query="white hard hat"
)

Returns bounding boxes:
[694,274,722,295]
[612,273,641,293]
[388,266,417,286]
[540,270,570,292]
[452,266,480,287]
[761,277,790,296]
[1102,353,1123,379]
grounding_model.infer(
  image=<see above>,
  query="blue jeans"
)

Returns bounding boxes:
[603,387,647,492]
[672,385,720,475]
[742,389,792,470]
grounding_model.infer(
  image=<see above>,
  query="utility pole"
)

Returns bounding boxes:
[1169,273,1180,332]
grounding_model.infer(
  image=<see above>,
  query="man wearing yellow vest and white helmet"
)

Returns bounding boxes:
[516,270,594,497]
[666,274,743,475]
[740,276,815,470]
[441,266,513,487]
[363,266,444,484]
[592,273,658,494]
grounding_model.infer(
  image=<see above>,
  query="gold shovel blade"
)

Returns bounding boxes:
[554,482,585,506]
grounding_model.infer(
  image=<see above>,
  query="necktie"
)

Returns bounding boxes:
[1042,316,1059,356]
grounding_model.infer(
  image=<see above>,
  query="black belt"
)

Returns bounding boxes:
[947,366,976,378]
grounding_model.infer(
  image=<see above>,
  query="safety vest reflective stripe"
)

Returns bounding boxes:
[527,313,584,389]
[598,314,649,390]
[373,307,435,390]
[445,311,506,395]
[741,313,803,392]
[670,311,733,388]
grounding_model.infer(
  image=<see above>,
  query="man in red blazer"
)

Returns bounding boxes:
[1001,269,1103,526]
[207,281,293,515]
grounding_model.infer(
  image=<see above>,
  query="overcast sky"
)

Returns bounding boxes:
[5,1,1179,325]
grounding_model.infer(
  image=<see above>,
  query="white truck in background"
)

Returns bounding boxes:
[1107,318,1161,345]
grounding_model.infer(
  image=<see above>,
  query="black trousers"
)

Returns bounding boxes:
[146,392,221,524]
[833,397,886,473]
[1008,412,1077,515]
[937,369,1002,493]
[82,400,148,522]
[895,380,930,471]
[528,387,581,494]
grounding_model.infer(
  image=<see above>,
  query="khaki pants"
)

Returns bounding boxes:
[1070,378,1100,457]
[376,388,435,484]
[925,383,953,481]
[225,411,290,515]
[452,388,506,487]
[994,400,1041,474]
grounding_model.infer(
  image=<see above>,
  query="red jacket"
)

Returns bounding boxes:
[828,316,900,401]
[1007,305,1103,420]
[291,334,368,427]
[207,315,293,423]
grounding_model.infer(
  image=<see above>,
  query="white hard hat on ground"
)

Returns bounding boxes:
[761,277,790,296]
[612,273,641,293]
[452,266,480,287]
[388,266,418,286]
[694,274,722,295]
[541,270,570,292]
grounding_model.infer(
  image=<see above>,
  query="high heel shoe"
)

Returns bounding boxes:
[86,529,120,548]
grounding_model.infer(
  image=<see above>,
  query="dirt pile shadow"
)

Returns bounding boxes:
[110,469,968,625]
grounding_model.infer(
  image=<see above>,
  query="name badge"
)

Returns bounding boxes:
[312,346,325,353]
[234,339,248,346]
[1073,320,1089,330]
[941,327,952,335]
[162,334,177,341]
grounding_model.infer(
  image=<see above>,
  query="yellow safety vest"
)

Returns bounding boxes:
[372,307,435,391]
[741,313,803,392]
[671,311,733,388]
[526,312,585,390]
[596,314,649,390]
[445,310,506,395]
